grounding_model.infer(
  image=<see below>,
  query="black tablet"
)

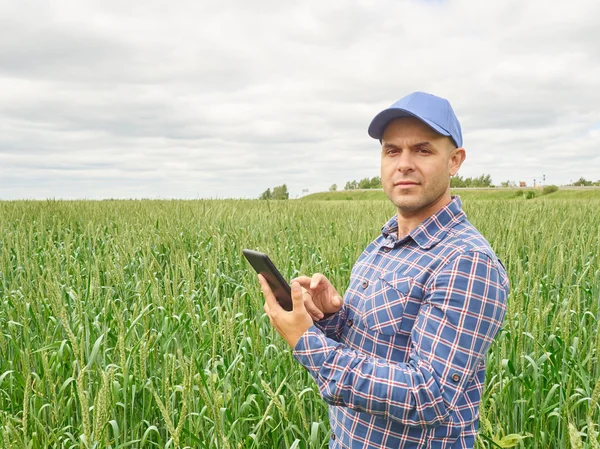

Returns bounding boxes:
[243,249,293,311]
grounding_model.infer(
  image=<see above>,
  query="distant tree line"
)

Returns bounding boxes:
[450,174,493,188]
[570,177,600,186]
[260,176,598,200]
[335,177,382,191]
[335,174,494,191]
[258,184,289,200]
[499,177,600,188]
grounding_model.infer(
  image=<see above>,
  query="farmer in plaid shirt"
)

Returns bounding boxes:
[260,92,509,448]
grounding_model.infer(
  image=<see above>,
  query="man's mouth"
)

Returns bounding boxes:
[394,181,420,187]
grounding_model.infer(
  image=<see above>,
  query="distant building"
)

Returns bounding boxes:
[519,181,527,187]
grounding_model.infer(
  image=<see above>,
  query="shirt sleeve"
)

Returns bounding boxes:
[312,304,348,341]
[293,251,507,427]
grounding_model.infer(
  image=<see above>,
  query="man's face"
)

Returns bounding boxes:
[381,116,465,218]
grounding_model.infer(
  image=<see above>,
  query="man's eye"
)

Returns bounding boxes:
[416,148,430,154]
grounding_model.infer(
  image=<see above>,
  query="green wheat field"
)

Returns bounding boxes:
[1,196,599,448]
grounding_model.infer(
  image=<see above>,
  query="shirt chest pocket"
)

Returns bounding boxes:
[362,272,421,336]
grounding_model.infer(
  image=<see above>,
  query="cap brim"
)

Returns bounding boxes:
[368,108,451,140]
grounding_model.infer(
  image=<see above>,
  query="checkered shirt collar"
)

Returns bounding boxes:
[381,196,466,250]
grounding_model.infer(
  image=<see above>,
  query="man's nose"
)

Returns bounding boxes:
[395,152,415,172]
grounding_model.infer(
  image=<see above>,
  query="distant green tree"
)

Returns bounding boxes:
[451,174,493,188]
[451,175,466,188]
[344,180,358,190]
[329,184,338,192]
[370,176,382,188]
[344,177,382,190]
[472,174,492,187]
[357,177,372,189]
[271,184,289,200]
[259,184,289,200]
[572,177,592,186]
[259,188,272,200]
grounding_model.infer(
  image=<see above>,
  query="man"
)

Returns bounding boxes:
[260,91,508,448]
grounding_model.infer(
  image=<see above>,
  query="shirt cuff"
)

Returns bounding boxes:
[293,325,340,378]
[313,304,347,337]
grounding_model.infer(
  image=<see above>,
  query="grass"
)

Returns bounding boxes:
[0,198,598,448]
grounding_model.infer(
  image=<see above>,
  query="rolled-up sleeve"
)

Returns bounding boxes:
[293,251,507,427]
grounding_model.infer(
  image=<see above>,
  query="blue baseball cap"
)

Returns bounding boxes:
[368,91,463,148]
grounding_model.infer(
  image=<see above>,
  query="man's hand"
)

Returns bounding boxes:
[291,273,343,321]
[260,275,314,348]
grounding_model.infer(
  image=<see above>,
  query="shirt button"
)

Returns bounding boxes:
[452,373,461,382]
[383,247,391,253]
[331,433,336,440]
[347,319,353,328]
[362,281,369,289]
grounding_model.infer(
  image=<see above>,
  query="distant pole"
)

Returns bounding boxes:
[543,174,546,186]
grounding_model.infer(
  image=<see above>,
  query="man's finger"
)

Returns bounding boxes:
[291,276,312,289]
[331,296,342,307]
[310,273,324,289]
[303,296,324,320]
[291,275,311,283]
[258,274,282,314]
[291,281,306,314]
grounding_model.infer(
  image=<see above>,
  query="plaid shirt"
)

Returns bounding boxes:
[293,197,508,448]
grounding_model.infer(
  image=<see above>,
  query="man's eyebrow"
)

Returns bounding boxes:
[382,141,435,150]
[412,142,431,148]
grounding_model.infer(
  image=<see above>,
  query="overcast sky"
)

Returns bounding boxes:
[1,0,599,200]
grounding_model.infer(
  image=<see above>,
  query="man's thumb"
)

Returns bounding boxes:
[291,282,305,311]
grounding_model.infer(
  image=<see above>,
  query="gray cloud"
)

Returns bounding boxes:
[1,0,599,200]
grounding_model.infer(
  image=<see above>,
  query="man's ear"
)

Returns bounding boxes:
[449,147,466,176]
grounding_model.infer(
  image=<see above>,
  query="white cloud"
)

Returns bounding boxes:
[1,0,599,199]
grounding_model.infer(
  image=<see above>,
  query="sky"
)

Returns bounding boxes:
[1,0,599,200]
